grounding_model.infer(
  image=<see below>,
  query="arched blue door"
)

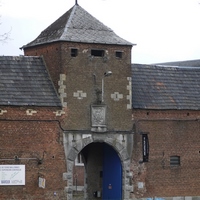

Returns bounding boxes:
[102,144,122,200]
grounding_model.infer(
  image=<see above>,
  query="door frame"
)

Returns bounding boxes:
[63,132,133,199]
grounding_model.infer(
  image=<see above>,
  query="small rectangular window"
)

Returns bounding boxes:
[115,51,123,58]
[75,153,84,166]
[91,49,105,57]
[142,134,149,162]
[71,48,78,57]
[170,156,180,166]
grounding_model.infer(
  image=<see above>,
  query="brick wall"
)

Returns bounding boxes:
[73,165,84,187]
[24,43,62,91]
[0,106,67,200]
[131,109,200,198]
[24,42,133,131]
[23,42,200,199]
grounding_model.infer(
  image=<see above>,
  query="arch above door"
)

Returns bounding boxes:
[63,132,134,200]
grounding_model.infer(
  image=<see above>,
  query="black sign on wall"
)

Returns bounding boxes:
[142,133,149,162]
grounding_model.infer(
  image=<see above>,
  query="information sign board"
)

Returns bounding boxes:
[0,165,25,185]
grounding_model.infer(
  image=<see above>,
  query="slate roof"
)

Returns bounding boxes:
[156,59,200,67]
[132,64,200,110]
[0,56,61,107]
[22,4,133,49]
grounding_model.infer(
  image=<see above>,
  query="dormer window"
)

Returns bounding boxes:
[115,51,123,58]
[91,49,105,57]
[71,48,78,57]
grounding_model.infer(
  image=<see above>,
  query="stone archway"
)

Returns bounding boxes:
[63,132,133,200]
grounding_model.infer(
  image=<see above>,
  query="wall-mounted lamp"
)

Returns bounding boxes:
[102,71,112,102]
[104,71,112,77]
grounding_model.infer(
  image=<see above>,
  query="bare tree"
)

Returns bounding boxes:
[0,25,11,43]
[0,2,11,43]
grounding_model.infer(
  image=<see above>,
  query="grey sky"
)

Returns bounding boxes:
[0,0,200,64]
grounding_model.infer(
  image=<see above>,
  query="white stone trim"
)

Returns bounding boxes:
[0,109,7,115]
[73,90,87,100]
[58,74,67,107]
[111,92,123,101]
[53,110,65,116]
[127,77,132,110]
[26,109,37,116]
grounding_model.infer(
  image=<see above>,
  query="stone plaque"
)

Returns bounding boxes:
[91,105,107,132]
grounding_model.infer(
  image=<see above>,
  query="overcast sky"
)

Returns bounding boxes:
[0,0,200,64]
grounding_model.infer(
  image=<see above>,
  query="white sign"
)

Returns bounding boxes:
[0,165,25,185]
[38,177,45,188]
[138,182,144,189]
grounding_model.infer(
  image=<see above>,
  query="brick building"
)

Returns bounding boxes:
[0,2,200,200]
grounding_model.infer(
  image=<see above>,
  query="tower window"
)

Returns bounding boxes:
[115,51,123,58]
[91,49,105,57]
[71,48,78,57]
[170,156,180,166]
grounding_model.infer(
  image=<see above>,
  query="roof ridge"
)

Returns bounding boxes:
[60,4,77,40]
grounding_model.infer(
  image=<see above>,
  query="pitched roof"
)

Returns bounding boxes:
[22,4,133,49]
[132,64,200,110]
[0,56,61,107]
[156,59,200,67]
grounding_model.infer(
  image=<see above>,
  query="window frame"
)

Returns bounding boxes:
[91,49,105,57]
[75,153,84,166]
[71,48,78,57]
[170,155,180,166]
[115,51,123,59]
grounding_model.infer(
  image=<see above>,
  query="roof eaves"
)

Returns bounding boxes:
[24,38,134,47]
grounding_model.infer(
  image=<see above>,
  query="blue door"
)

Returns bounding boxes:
[102,144,122,200]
